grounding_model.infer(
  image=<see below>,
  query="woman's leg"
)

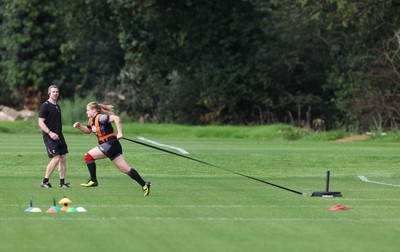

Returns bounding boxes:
[112,155,147,187]
[81,146,107,187]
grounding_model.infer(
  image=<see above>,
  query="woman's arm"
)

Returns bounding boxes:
[73,122,92,134]
[109,115,123,139]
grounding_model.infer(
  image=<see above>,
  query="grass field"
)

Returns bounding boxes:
[1,125,400,251]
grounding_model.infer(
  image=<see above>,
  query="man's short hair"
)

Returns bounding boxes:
[47,85,59,95]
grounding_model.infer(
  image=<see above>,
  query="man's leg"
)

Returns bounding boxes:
[58,155,69,187]
[41,155,60,188]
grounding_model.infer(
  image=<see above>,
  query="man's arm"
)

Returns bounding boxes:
[38,117,51,134]
[39,117,59,140]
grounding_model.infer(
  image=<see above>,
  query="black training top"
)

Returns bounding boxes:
[38,101,63,135]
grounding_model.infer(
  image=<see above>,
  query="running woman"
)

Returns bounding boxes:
[38,84,69,188]
[73,102,151,197]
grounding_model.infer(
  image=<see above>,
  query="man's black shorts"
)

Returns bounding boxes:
[43,134,68,158]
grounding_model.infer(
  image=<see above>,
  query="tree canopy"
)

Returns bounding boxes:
[1,0,400,131]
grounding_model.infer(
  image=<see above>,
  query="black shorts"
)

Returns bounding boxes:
[43,134,68,158]
[97,137,122,161]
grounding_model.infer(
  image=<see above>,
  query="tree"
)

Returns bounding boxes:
[2,0,400,130]
[58,0,124,98]
[297,0,400,130]
[111,0,274,124]
[0,0,65,109]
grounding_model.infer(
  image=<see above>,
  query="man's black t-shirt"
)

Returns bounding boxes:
[38,101,63,135]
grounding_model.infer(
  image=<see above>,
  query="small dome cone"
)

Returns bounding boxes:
[66,207,78,213]
[76,206,87,213]
[46,208,58,213]
[51,206,61,212]
[61,205,70,212]
[30,207,42,213]
[48,198,61,212]
[25,207,33,212]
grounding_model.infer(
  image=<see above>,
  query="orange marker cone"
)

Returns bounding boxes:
[59,196,72,212]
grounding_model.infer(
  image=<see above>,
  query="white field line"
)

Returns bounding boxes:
[3,216,400,222]
[138,136,189,154]
[2,204,320,208]
[358,175,400,188]
[5,201,400,208]
[5,204,400,209]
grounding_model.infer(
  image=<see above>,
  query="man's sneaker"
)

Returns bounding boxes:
[80,180,98,187]
[59,183,70,188]
[142,182,151,197]
[40,181,52,188]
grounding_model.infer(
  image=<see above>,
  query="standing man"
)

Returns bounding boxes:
[38,84,69,188]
